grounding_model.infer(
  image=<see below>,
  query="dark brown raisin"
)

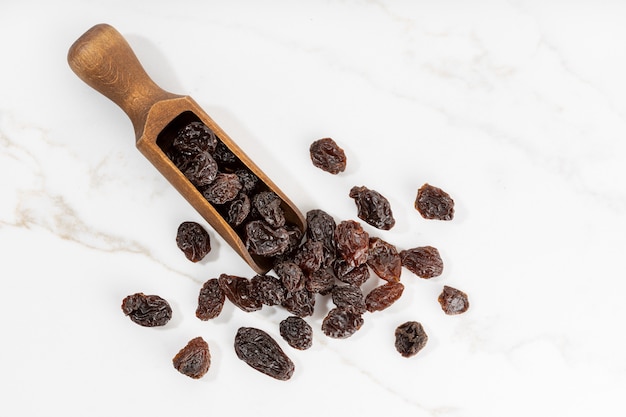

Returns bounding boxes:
[367,237,402,282]
[281,288,316,317]
[226,193,251,227]
[121,293,172,327]
[173,121,218,155]
[252,191,285,228]
[212,141,238,168]
[306,268,336,295]
[274,261,305,293]
[335,261,370,287]
[245,220,291,257]
[293,239,324,275]
[365,282,404,312]
[176,221,211,263]
[279,316,313,350]
[172,336,211,379]
[177,151,218,187]
[306,209,336,248]
[400,246,443,279]
[235,169,260,194]
[415,183,455,221]
[321,308,364,339]
[202,172,242,205]
[395,321,428,358]
[349,186,395,230]
[309,137,347,174]
[438,285,470,315]
[196,278,225,320]
[335,220,369,268]
[218,274,262,312]
[250,274,286,306]
[331,285,366,314]
[234,327,295,380]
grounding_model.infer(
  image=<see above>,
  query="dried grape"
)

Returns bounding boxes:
[400,246,443,279]
[309,137,347,174]
[306,268,336,295]
[293,239,324,275]
[279,316,313,350]
[250,274,286,306]
[367,237,401,282]
[281,288,316,317]
[121,293,172,327]
[235,169,260,194]
[331,285,366,314]
[335,220,369,268]
[438,285,469,315]
[172,121,218,155]
[349,186,395,230]
[252,191,285,228]
[395,321,428,358]
[365,282,404,312]
[202,172,242,205]
[274,261,305,293]
[415,183,455,221]
[176,221,211,263]
[172,337,211,379]
[321,308,364,339]
[196,278,225,320]
[177,151,218,187]
[245,220,291,257]
[226,193,251,227]
[218,274,262,312]
[234,327,295,380]
[335,261,370,287]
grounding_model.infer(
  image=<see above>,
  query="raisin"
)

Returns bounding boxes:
[234,327,295,380]
[306,268,336,295]
[349,186,395,230]
[245,220,291,257]
[274,261,305,293]
[415,183,455,221]
[321,308,364,339]
[176,221,211,263]
[177,151,218,187]
[365,282,404,312]
[173,121,218,155]
[212,141,238,168]
[235,169,260,194]
[250,274,286,306]
[395,321,428,358]
[226,193,251,227]
[252,191,285,228]
[121,293,172,327]
[281,288,316,317]
[293,239,324,275]
[309,137,347,174]
[196,278,225,320]
[335,220,369,268]
[367,237,401,282]
[335,261,370,287]
[279,316,313,350]
[172,336,211,379]
[218,274,262,312]
[400,246,443,279]
[306,209,336,248]
[331,285,366,314]
[202,172,242,205]
[438,285,469,315]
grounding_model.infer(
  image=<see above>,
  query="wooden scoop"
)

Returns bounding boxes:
[68,23,305,274]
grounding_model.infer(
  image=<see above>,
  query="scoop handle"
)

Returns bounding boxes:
[67,24,179,138]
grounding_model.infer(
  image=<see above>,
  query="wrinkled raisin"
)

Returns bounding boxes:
[252,191,285,228]
[234,327,295,380]
[367,237,401,282]
[274,261,305,293]
[331,285,366,314]
[309,137,347,174]
[279,316,313,350]
[335,220,369,268]
[212,141,238,168]
[172,336,211,379]
[196,278,225,320]
[365,282,404,312]
[335,261,370,287]
[306,268,336,295]
[438,285,469,315]
[415,183,455,221]
[250,274,286,306]
[245,220,291,257]
[293,239,324,275]
[218,274,262,312]
[400,246,443,279]
[177,151,218,187]
[395,321,428,358]
[306,209,336,248]
[235,169,260,194]
[173,121,218,155]
[202,172,242,205]
[176,221,211,263]
[321,308,364,339]
[349,186,395,230]
[281,288,316,317]
[121,293,172,327]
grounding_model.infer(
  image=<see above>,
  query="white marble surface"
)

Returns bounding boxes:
[2,1,626,416]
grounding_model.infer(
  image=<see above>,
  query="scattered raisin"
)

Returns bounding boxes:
[250,274,286,306]
[367,237,401,282]
[202,172,242,205]
[245,220,291,257]
[281,288,316,317]
[395,321,428,358]
[335,220,369,268]
[331,285,366,314]
[252,191,285,228]
[321,308,364,339]
[306,268,336,295]
[279,316,313,350]
[438,285,469,315]
[234,327,295,380]
[173,121,218,155]
[177,151,218,187]
[335,261,370,287]
[274,261,305,293]
[218,274,262,312]
[176,221,211,263]
[293,239,324,275]
[415,183,455,221]
[309,137,347,174]
[349,186,395,230]
[121,293,172,327]
[400,246,443,279]
[172,336,211,379]
[196,278,225,320]
[365,282,404,312]
[306,209,336,248]
[226,193,251,227]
